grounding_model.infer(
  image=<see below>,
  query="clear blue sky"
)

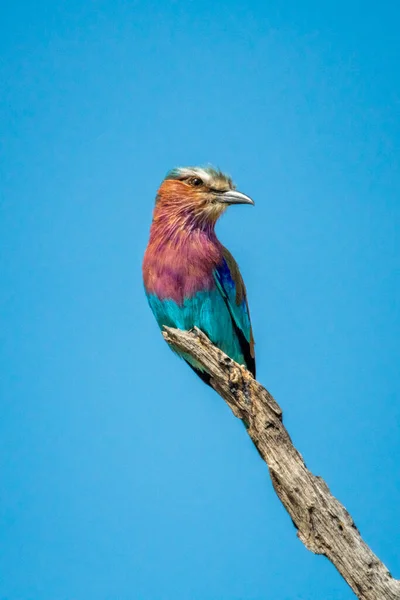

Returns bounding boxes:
[1,1,399,598]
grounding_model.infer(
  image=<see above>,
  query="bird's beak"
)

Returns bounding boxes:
[217,190,255,206]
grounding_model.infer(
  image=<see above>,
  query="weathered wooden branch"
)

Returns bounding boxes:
[163,326,400,600]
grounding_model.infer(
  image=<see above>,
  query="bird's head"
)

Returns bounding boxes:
[153,166,254,233]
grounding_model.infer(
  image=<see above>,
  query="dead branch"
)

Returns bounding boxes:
[163,326,400,600]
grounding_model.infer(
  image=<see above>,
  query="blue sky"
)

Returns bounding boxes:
[1,1,399,598]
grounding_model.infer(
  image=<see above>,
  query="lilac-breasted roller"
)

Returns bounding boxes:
[142,166,255,385]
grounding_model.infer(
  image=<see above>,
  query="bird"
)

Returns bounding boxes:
[142,166,255,386]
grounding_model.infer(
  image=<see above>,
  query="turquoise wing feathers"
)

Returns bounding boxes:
[213,247,255,376]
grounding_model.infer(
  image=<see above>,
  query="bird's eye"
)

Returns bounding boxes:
[189,177,203,187]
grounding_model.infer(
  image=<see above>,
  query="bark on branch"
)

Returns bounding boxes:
[163,326,400,600]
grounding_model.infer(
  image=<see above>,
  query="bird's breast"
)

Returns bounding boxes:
[143,234,222,305]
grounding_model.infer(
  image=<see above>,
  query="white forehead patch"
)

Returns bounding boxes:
[173,167,213,185]
[165,166,234,190]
